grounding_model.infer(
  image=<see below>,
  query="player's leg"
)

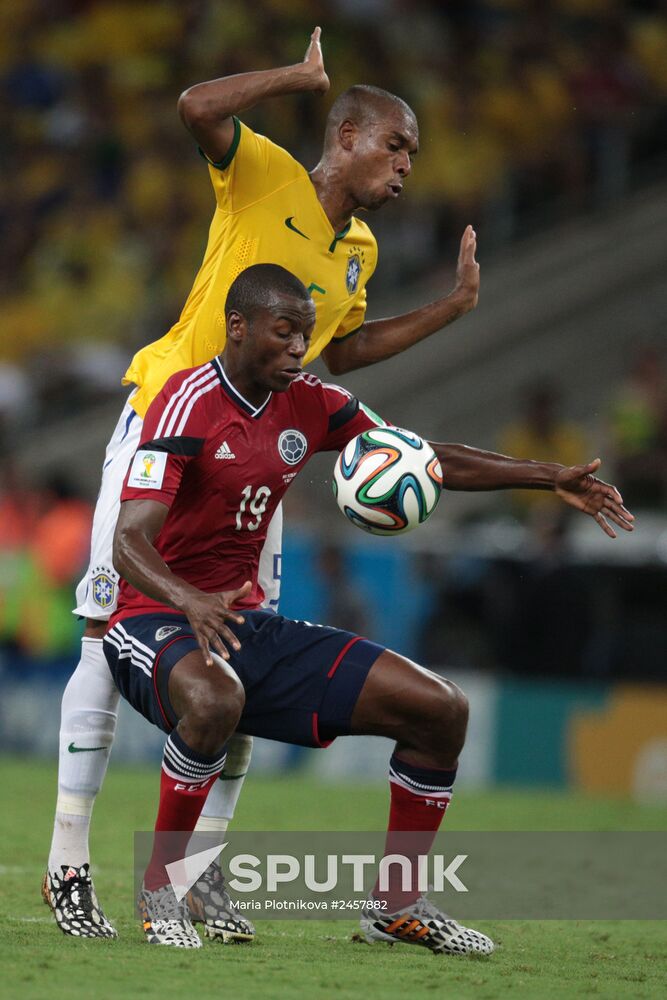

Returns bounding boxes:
[104,620,245,947]
[189,504,283,941]
[142,648,245,892]
[226,618,492,955]
[342,651,494,955]
[195,503,282,834]
[43,398,141,939]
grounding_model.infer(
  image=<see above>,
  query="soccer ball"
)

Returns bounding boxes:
[333,427,443,535]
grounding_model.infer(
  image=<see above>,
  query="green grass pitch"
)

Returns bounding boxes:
[1,755,665,1000]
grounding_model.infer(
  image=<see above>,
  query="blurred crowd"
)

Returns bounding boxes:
[2,0,667,431]
[419,345,667,680]
[0,463,92,667]
[2,0,666,675]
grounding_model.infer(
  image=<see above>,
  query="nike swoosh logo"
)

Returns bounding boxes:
[68,742,109,753]
[284,217,310,240]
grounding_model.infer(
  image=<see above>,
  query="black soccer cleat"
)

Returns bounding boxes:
[42,864,118,939]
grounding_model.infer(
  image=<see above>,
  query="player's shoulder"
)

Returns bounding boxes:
[149,361,222,436]
[237,120,305,177]
[290,373,354,410]
[161,361,219,398]
[349,215,378,254]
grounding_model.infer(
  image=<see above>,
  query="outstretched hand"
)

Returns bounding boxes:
[554,459,635,538]
[453,225,479,312]
[304,27,329,95]
[181,581,252,666]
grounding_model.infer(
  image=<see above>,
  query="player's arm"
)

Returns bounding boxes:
[178,27,329,163]
[430,445,635,538]
[113,499,250,665]
[321,226,479,375]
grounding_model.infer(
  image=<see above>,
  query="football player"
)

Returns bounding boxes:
[104,264,633,948]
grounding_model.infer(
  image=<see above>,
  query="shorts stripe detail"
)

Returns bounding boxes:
[311,712,334,749]
[114,623,155,661]
[151,634,196,730]
[327,636,365,679]
[155,366,217,438]
[105,627,155,677]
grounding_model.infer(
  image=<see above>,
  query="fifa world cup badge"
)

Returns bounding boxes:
[141,453,156,478]
[128,449,168,490]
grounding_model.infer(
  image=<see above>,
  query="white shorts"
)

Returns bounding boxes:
[74,394,283,620]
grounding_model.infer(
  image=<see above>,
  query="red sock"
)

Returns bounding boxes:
[144,731,227,891]
[374,753,457,911]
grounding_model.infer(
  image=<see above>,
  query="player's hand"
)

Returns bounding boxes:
[304,26,329,94]
[452,225,479,312]
[181,581,252,666]
[554,459,635,538]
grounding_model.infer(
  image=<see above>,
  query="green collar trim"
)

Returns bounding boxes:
[328,220,352,253]
[198,115,241,170]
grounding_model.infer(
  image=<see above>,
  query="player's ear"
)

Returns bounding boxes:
[226,310,247,343]
[338,119,358,151]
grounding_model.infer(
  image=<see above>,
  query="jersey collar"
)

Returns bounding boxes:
[214,358,272,419]
[304,169,354,253]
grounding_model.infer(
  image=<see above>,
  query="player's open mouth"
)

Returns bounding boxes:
[387,183,402,197]
[281,367,301,380]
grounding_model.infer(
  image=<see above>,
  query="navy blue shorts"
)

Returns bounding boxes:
[103,611,384,747]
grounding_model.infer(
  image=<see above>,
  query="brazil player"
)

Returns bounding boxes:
[103,264,633,949]
[44,28,482,939]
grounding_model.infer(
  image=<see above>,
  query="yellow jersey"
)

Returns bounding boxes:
[124,118,378,418]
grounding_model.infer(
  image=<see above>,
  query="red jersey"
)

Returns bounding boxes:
[112,359,379,623]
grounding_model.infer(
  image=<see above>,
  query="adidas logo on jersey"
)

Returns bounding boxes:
[215,441,235,460]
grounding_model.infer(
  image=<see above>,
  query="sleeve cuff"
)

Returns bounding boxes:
[197,116,241,170]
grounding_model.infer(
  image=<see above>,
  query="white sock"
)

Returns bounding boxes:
[48,638,119,872]
[194,733,253,836]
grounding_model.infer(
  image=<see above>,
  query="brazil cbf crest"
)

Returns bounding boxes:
[91,567,117,609]
[345,246,366,294]
[278,429,307,466]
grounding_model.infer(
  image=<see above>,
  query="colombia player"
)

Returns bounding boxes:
[104,265,633,949]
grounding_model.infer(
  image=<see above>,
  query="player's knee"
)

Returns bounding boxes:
[429,678,469,754]
[185,672,245,735]
[445,679,469,725]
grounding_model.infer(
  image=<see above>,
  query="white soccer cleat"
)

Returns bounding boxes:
[186,861,255,943]
[138,885,202,948]
[359,895,494,955]
[42,864,118,939]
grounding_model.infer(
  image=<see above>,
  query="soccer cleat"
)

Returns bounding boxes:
[359,895,494,955]
[42,864,118,939]
[137,884,202,948]
[186,862,255,943]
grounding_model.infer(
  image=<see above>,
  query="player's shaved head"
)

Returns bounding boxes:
[226,264,312,322]
[324,85,416,146]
